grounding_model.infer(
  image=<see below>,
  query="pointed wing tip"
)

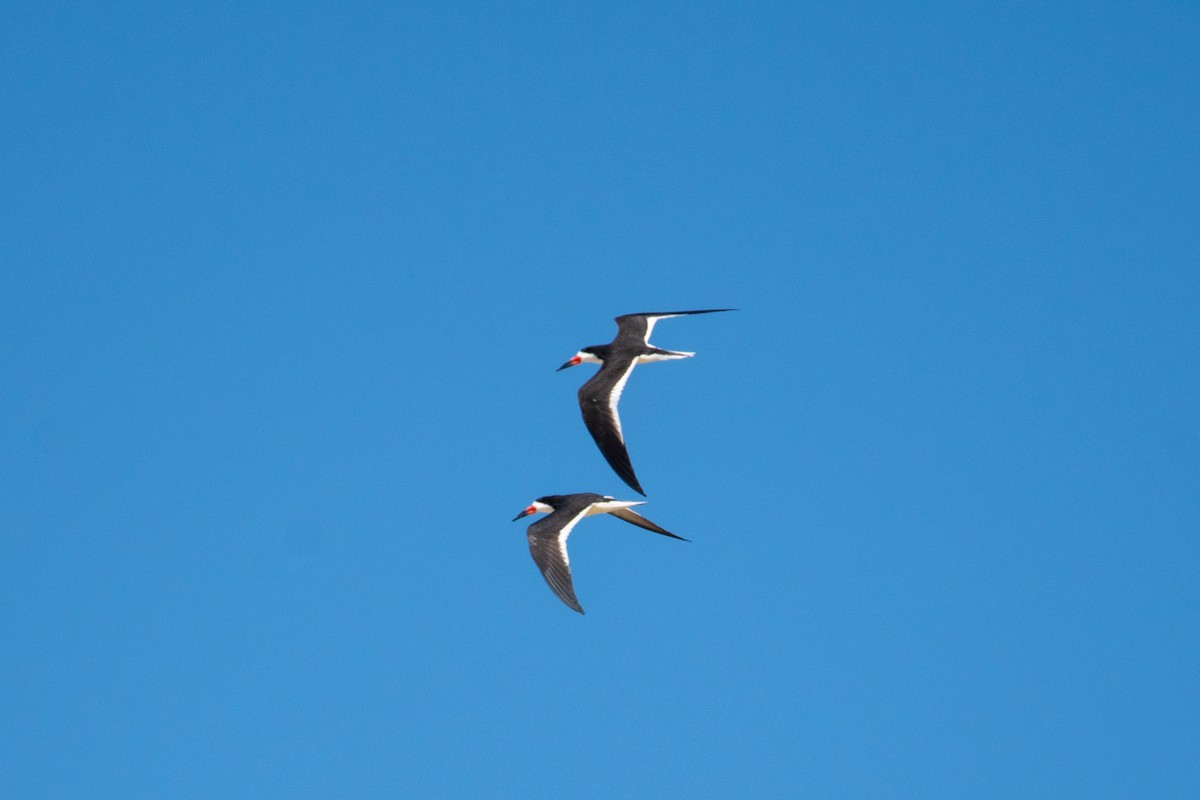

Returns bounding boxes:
[605,460,644,496]
[607,506,689,542]
[620,472,646,495]
[557,594,585,614]
[622,308,737,319]
[674,307,735,315]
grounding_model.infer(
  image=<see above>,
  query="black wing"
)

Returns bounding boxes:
[527,511,588,614]
[608,506,689,541]
[613,309,735,345]
[578,354,644,495]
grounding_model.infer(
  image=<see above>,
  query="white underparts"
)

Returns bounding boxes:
[636,350,694,363]
[556,507,593,566]
[607,362,638,442]
[589,500,645,515]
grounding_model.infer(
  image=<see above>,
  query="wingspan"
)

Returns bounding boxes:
[578,355,644,495]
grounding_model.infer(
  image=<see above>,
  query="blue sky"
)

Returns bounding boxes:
[2,2,1198,797]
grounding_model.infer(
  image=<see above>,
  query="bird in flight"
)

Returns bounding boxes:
[557,309,734,495]
[512,493,688,614]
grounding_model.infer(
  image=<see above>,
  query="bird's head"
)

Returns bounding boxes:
[512,498,556,521]
[556,347,604,371]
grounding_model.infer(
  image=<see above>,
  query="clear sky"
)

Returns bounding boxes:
[2,2,1198,797]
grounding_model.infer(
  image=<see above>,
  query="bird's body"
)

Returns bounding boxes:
[557,309,734,495]
[512,493,687,614]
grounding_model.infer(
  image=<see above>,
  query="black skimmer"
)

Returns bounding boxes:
[557,309,734,495]
[512,493,688,614]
